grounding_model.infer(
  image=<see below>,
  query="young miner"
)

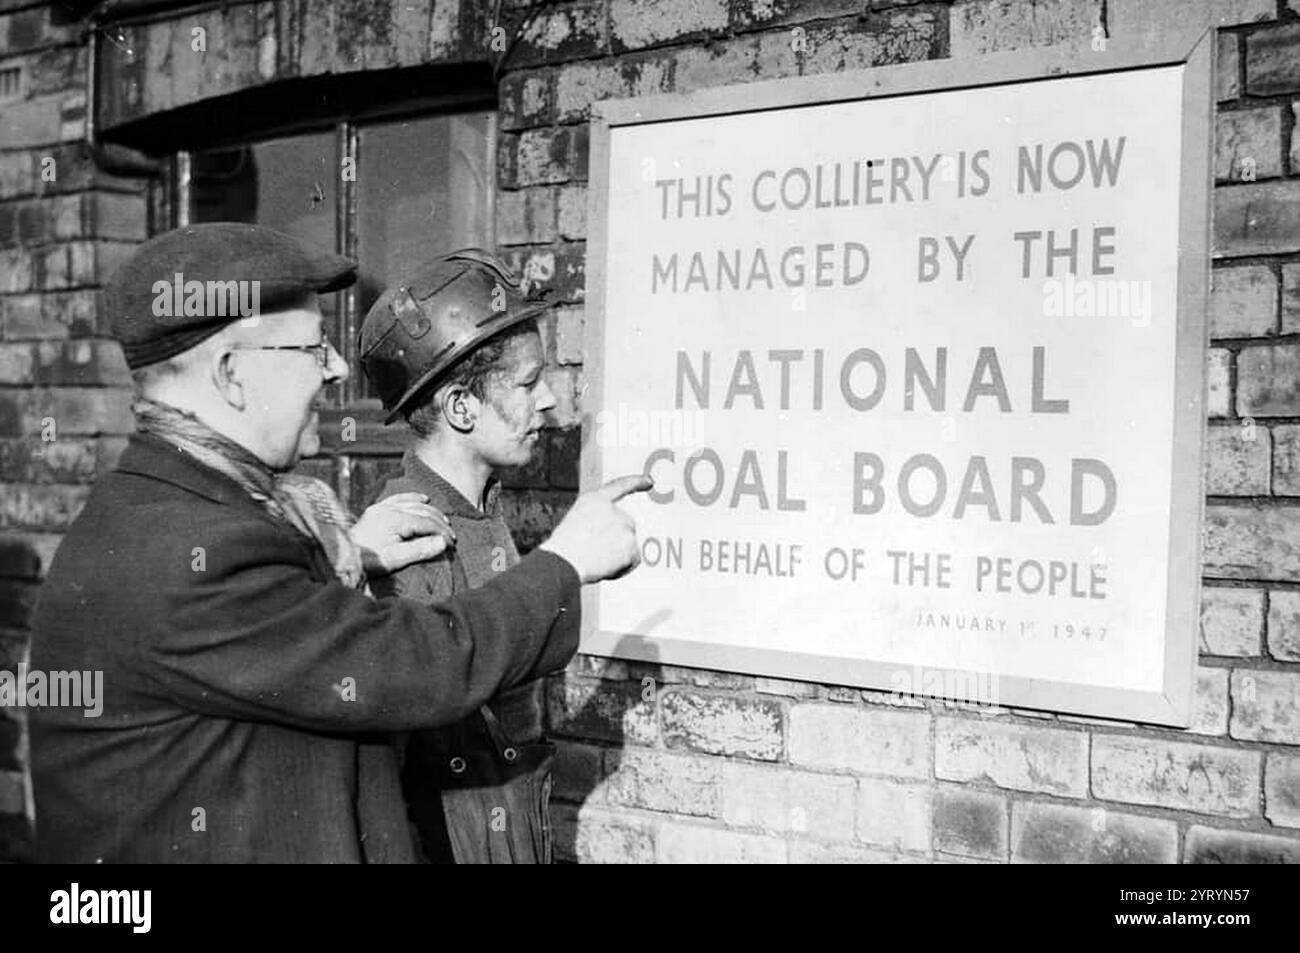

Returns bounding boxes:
[360,249,566,863]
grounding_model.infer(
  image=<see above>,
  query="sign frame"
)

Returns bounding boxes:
[580,28,1213,726]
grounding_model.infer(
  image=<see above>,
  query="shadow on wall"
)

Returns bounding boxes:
[550,635,661,865]
[0,535,45,863]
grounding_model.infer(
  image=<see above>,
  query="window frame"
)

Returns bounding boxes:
[168,101,499,410]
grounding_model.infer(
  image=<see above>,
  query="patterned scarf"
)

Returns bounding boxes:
[133,397,367,590]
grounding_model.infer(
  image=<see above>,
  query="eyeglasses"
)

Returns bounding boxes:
[232,337,335,368]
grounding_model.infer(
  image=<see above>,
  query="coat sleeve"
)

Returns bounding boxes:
[138,512,580,733]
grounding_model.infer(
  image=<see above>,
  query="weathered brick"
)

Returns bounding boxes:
[1185,825,1300,863]
[503,127,585,187]
[729,0,864,31]
[857,777,931,852]
[1246,22,1300,96]
[556,185,585,240]
[660,689,782,760]
[0,437,98,484]
[1206,347,1231,417]
[500,70,554,131]
[1217,33,1239,103]
[1230,668,1300,744]
[935,718,1088,798]
[553,306,583,365]
[32,340,130,387]
[1,94,64,149]
[27,46,86,97]
[0,343,35,385]
[5,290,98,339]
[90,192,148,241]
[0,247,34,294]
[551,802,656,863]
[1091,734,1260,817]
[1203,504,1300,582]
[659,665,753,690]
[574,807,656,864]
[547,675,656,745]
[1238,344,1300,416]
[1214,181,1300,257]
[1216,108,1282,183]
[756,676,819,699]
[37,243,69,290]
[610,0,727,52]
[1201,588,1264,658]
[950,0,1101,58]
[0,483,90,530]
[790,841,925,863]
[501,243,586,304]
[601,748,719,817]
[789,704,929,778]
[2,6,80,52]
[1112,0,1274,38]
[800,10,939,75]
[1190,666,1230,736]
[667,35,762,94]
[656,819,787,863]
[1272,425,1300,497]
[497,187,557,246]
[0,153,35,200]
[1210,265,1277,338]
[554,56,673,122]
[931,788,1007,861]
[508,1,607,67]
[1268,589,1300,661]
[1205,423,1269,495]
[1286,263,1300,335]
[1011,802,1177,864]
[720,761,856,838]
[1265,752,1300,829]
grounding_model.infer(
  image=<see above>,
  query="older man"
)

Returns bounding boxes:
[29,223,646,863]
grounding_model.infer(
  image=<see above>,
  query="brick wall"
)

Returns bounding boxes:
[0,0,150,862]
[2,0,1300,864]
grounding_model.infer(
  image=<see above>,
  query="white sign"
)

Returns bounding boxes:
[583,35,1211,725]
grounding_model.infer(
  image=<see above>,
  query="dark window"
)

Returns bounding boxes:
[187,109,497,406]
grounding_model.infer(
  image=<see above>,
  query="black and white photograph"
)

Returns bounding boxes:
[0,0,1296,912]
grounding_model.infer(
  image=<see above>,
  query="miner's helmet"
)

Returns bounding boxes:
[359,249,549,424]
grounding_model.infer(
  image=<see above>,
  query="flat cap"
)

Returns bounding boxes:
[107,222,356,369]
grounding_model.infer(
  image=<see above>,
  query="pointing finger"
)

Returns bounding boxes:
[593,473,654,503]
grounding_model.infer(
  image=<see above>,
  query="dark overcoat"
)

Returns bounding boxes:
[28,432,580,863]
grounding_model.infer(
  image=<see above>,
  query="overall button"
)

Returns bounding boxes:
[503,747,518,763]
[449,756,467,773]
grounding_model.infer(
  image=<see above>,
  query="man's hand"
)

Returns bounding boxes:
[539,474,653,583]
[351,492,456,577]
